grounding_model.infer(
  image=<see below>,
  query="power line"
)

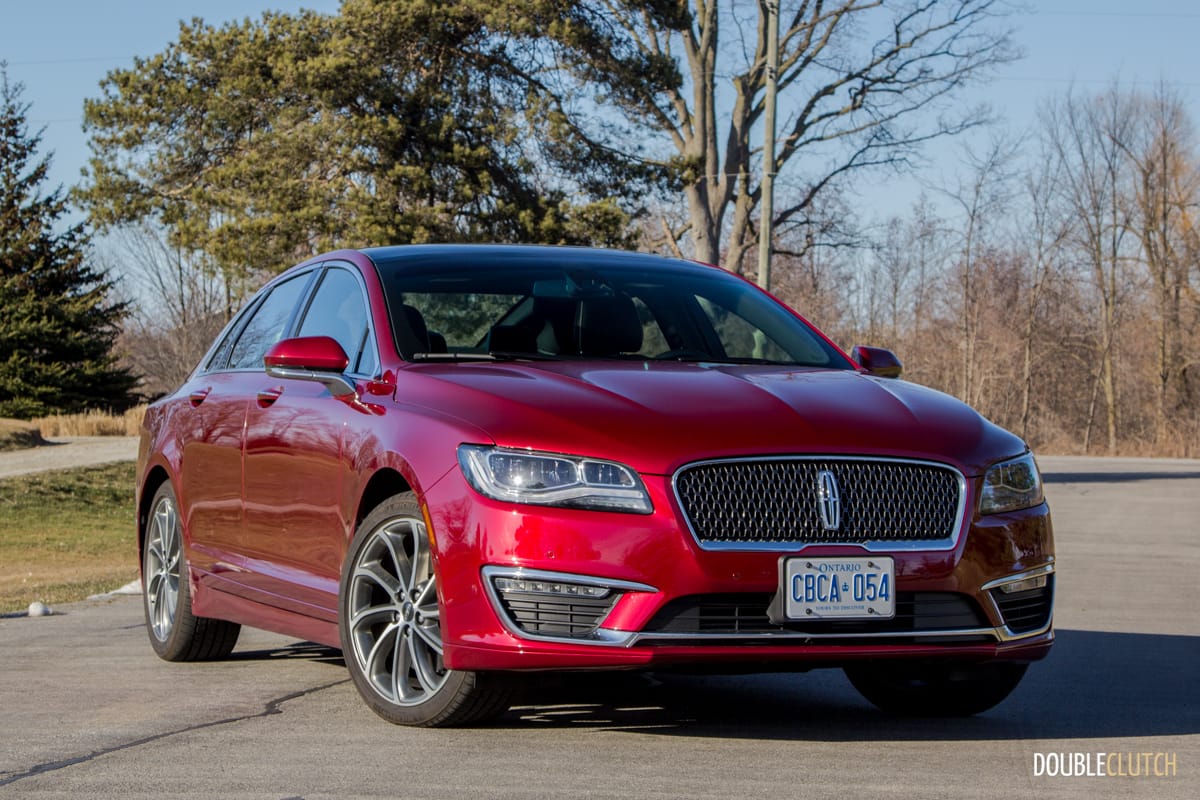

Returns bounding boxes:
[1032,11,1200,19]
[994,76,1200,89]
[5,56,131,66]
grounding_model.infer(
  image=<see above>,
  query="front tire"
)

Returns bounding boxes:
[142,482,240,661]
[339,493,512,726]
[845,662,1029,716]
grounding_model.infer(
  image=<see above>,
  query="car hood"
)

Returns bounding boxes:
[400,361,1025,476]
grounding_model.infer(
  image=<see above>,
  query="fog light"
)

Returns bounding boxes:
[998,574,1048,594]
[493,576,611,598]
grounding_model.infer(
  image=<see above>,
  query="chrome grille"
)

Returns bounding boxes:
[674,457,963,548]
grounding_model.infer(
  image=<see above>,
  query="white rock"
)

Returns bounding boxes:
[114,580,142,595]
[27,601,52,617]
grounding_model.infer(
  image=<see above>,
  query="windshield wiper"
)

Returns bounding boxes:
[708,356,809,366]
[409,352,496,362]
[657,354,811,366]
[408,351,565,363]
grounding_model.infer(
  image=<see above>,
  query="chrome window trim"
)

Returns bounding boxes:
[671,455,969,553]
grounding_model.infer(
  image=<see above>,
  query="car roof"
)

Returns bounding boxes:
[358,243,717,274]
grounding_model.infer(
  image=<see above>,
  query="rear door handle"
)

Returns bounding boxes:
[256,387,284,407]
[188,388,211,407]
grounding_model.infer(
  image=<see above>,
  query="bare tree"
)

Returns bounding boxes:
[535,0,1015,274]
[937,134,1019,407]
[1117,85,1200,445]
[110,223,233,396]
[832,84,1199,457]
[1012,142,1071,441]
[1042,88,1138,454]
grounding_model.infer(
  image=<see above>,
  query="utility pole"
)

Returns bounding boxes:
[756,0,780,291]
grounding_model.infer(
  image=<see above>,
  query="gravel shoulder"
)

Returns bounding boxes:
[0,436,139,480]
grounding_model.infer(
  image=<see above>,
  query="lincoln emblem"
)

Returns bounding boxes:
[817,469,842,531]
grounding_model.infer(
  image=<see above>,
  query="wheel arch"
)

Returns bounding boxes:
[355,467,414,532]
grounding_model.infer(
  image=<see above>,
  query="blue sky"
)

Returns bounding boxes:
[2,1,1198,223]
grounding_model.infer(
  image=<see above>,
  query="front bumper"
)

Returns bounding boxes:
[422,471,1055,672]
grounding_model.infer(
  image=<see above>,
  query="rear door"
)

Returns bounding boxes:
[180,270,313,589]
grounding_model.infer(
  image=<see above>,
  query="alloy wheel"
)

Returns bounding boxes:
[144,494,181,642]
[347,516,447,706]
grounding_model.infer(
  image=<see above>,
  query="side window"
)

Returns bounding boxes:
[227,274,310,370]
[356,329,379,376]
[205,311,249,372]
[296,268,376,375]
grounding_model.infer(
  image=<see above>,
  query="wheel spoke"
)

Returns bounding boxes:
[364,621,401,699]
[409,633,442,695]
[350,604,398,630]
[378,529,412,596]
[412,575,436,608]
[165,574,178,616]
[407,524,430,596]
[146,572,160,623]
[353,562,402,600]
[147,540,166,572]
[411,622,444,656]
[155,579,169,633]
[393,629,415,702]
[162,507,176,555]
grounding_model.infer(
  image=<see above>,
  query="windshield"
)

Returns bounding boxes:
[370,250,850,369]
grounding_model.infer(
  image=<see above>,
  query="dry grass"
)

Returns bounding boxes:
[0,419,47,452]
[0,461,137,613]
[31,405,147,438]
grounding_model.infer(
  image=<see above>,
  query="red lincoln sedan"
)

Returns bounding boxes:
[136,244,1054,726]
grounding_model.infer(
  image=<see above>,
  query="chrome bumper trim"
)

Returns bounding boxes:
[622,620,1052,647]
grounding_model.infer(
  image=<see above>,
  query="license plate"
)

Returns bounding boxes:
[783,557,895,620]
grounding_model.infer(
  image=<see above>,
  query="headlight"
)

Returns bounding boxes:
[979,452,1044,515]
[457,445,653,514]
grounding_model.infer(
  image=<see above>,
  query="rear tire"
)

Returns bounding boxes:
[142,482,240,661]
[339,493,512,726]
[845,662,1028,716]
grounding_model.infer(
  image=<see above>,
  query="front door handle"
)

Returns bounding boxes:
[256,387,284,407]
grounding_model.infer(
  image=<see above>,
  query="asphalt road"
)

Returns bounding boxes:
[1,455,1197,799]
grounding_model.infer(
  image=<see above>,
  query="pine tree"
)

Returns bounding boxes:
[0,67,136,419]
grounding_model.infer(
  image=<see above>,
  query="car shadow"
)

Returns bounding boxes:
[227,640,346,667]
[497,629,1200,740]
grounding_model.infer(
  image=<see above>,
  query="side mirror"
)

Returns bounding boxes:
[850,345,903,379]
[263,336,356,397]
